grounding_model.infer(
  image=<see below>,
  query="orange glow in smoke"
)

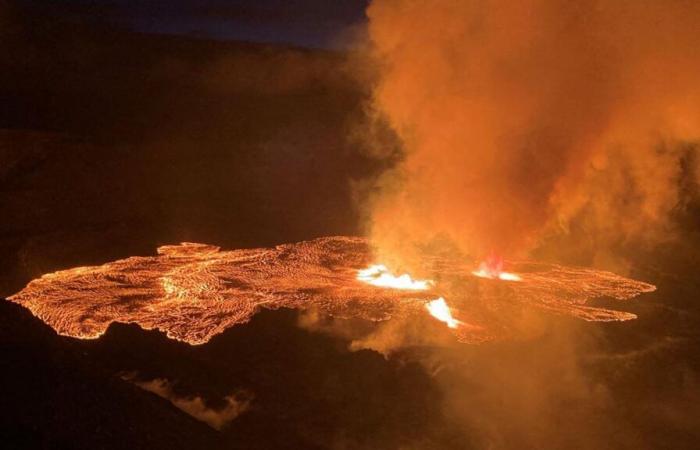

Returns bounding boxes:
[357,264,432,290]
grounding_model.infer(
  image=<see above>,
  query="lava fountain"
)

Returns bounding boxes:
[8,236,655,345]
[425,298,461,329]
[356,264,432,290]
[472,255,522,281]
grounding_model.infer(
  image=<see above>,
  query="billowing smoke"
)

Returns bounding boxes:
[364,0,700,267]
[346,5,700,448]
[122,375,250,430]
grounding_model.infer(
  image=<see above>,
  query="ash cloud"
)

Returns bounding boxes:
[122,375,250,430]
[363,0,700,268]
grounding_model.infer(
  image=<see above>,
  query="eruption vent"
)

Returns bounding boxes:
[357,264,432,290]
[472,256,522,282]
[9,237,655,345]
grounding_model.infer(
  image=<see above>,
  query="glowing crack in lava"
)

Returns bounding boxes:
[8,237,656,345]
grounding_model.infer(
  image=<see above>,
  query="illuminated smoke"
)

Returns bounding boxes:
[122,374,249,430]
[364,0,700,265]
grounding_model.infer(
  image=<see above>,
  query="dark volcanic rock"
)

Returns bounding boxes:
[0,299,457,449]
[0,299,221,450]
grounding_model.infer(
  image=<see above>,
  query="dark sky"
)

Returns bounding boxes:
[18,0,370,48]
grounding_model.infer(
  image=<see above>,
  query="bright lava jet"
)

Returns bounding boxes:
[355,265,460,328]
[425,298,461,329]
[472,255,522,281]
[356,264,432,290]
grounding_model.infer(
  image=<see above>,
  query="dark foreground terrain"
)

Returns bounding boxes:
[0,300,450,450]
[2,257,700,450]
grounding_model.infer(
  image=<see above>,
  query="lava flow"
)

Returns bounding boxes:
[9,236,656,345]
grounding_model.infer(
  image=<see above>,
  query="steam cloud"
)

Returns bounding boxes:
[351,5,700,447]
[123,375,250,430]
[364,0,700,266]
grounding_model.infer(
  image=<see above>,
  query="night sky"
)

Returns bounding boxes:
[17,0,370,48]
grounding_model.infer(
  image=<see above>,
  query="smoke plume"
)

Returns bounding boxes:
[123,375,250,430]
[364,0,700,267]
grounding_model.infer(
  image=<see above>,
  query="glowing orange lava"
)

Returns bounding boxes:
[357,264,432,290]
[472,256,522,281]
[8,237,656,345]
[356,264,458,329]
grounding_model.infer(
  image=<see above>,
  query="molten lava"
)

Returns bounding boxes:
[8,236,656,345]
[472,256,522,281]
[356,264,455,329]
[425,298,461,329]
[357,264,432,290]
